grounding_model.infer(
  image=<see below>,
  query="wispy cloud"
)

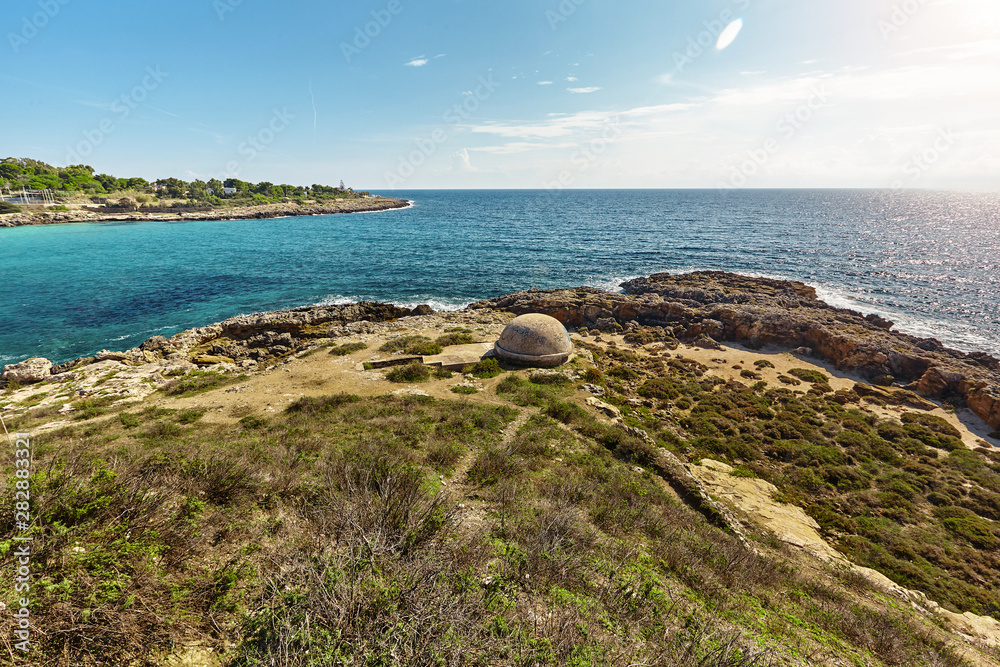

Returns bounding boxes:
[538,81,553,86]
[405,56,429,67]
[568,86,601,94]
[566,76,578,82]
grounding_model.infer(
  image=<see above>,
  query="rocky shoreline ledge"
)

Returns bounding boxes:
[4,270,1000,663]
[0,196,410,227]
[2,271,999,433]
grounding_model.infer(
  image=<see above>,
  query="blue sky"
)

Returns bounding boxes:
[3,0,998,190]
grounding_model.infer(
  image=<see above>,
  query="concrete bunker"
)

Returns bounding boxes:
[493,313,573,367]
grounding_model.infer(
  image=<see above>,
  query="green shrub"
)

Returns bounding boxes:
[465,358,504,379]
[638,377,681,400]
[607,364,639,380]
[176,408,206,424]
[496,373,568,407]
[451,385,478,395]
[528,372,572,386]
[72,395,118,420]
[163,370,242,397]
[379,335,441,356]
[286,393,361,414]
[328,341,368,356]
[387,361,431,383]
[753,359,775,369]
[544,400,588,425]
[0,201,21,214]
[788,368,829,385]
[118,412,141,428]
[239,415,269,429]
[435,332,475,347]
[901,412,962,439]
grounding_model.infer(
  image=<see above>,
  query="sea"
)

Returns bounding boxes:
[1,189,998,366]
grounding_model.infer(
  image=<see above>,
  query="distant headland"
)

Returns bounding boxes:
[0,157,408,226]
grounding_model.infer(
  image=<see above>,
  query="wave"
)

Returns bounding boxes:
[314,293,471,312]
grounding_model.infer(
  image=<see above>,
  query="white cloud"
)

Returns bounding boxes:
[566,76,578,82]
[404,57,429,67]
[568,87,601,94]
[538,81,553,86]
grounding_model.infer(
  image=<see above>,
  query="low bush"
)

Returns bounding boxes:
[386,361,431,383]
[465,358,504,379]
[435,331,475,347]
[328,341,368,356]
[787,368,829,385]
[163,370,243,397]
[544,400,588,425]
[379,335,441,356]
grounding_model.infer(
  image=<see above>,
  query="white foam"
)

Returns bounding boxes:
[313,294,471,312]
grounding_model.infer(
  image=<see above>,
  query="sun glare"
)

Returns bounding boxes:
[716,18,744,50]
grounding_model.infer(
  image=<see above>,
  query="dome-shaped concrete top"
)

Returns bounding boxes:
[494,313,573,367]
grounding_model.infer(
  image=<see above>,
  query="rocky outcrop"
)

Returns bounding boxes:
[1,357,53,384]
[471,271,1000,430]
[2,301,423,390]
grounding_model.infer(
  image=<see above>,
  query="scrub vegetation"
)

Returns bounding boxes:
[0,331,995,666]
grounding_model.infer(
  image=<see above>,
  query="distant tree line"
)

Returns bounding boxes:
[0,158,367,207]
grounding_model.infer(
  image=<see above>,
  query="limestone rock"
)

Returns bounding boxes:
[140,335,172,353]
[192,355,235,366]
[586,396,622,421]
[2,357,52,384]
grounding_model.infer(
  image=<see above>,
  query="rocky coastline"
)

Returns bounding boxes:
[3,270,1000,662]
[3,270,1000,433]
[0,196,410,227]
[470,271,1000,431]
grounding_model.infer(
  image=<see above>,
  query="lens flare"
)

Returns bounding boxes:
[716,18,744,50]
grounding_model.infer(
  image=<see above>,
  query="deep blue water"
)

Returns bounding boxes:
[1,189,998,366]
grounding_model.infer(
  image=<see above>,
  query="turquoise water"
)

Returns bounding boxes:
[1,189,998,365]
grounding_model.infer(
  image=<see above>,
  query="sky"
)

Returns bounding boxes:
[2,0,999,191]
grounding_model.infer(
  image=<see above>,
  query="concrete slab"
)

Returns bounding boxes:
[423,343,494,371]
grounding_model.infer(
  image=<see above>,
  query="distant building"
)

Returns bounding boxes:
[223,187,238,195]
